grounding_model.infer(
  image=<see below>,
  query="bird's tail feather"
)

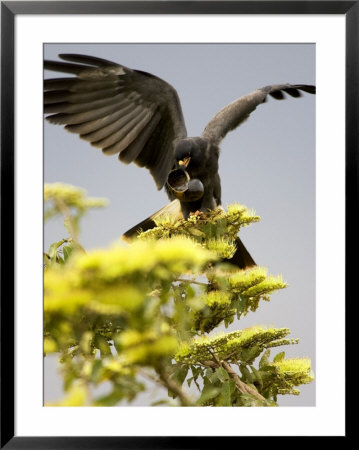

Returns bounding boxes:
[227,237,256,269]
[121,199,182,242]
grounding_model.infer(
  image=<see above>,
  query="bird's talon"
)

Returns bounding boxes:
[190,210,206,219]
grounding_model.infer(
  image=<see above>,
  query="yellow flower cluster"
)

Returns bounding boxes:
[44,237,215,317]
[176,326,293,364]
[44,183,108,210]
[116,329,178,365]
[138,203,260,256]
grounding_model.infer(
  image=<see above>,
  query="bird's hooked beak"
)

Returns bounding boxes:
[167,168,204,202]
[178,156,191,168]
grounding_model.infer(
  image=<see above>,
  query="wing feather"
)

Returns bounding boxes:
[44,91,129,114]
[79,104,141,142]
[44,87,124,104]
[100,108,153,152]
[44,78,121,92]
[44,53,187,189]
[65,107,134,135]
[202,84,315,144]
[119,111,162,165]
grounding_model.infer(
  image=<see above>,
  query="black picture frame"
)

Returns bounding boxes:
[1,1,353,447]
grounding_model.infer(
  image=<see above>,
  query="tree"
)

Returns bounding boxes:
[44,183,314,407]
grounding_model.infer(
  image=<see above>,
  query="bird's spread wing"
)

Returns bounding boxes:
[44,54,187,189]
[201,84,315,145]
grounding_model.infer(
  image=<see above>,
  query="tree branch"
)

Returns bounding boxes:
[55,198,78,242]
[220,361,268,405]
[156,364,193,407]
[176,278,208,287]
[203,354,269,405]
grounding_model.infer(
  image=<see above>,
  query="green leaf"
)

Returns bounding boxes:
[196,384,221,406]
[206,369,216,384]
[56,255,65,265]
[250,365,263,390]
[259,349,271,368]
[216,366,229,383]
[94,389,124,406]
[167,365,189,399]
[172,365,189,387]
[224,314,235,328]
[233,294,247,319]
[273,351,285,363]
[272,387,278,403]
[191,366,202,380]
[203,223,216,238]
[215,218,228,236]
[151,399,172,406]
[218,380,232,406]
[48,239,67,259]
[238,393,261,407]
[240,345,261,363]
[188,227,205,237]
[261,365,277,375]
[95,335,111,356]
[239,365,252,382]
[190,366,203,390]
[62,244,74,262]
[90,359,103,383]
[204,368,214,380]
[186,284,196,299]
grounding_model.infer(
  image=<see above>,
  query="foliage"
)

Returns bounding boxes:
[44,183,314,407]
[44,183,107,242]
[139,203,260,259]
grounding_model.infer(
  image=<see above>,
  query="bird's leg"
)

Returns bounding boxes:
[199,189,218,213]
[189,210,207,219]
[180,201,202,219]
[180,188,217,219]
[190,210,201,216]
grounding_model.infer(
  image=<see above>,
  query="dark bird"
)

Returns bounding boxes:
[44,53,315,269]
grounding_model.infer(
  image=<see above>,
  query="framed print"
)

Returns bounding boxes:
[1,1,353,446]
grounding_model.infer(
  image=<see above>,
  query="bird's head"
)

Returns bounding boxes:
[173,138,207,171]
